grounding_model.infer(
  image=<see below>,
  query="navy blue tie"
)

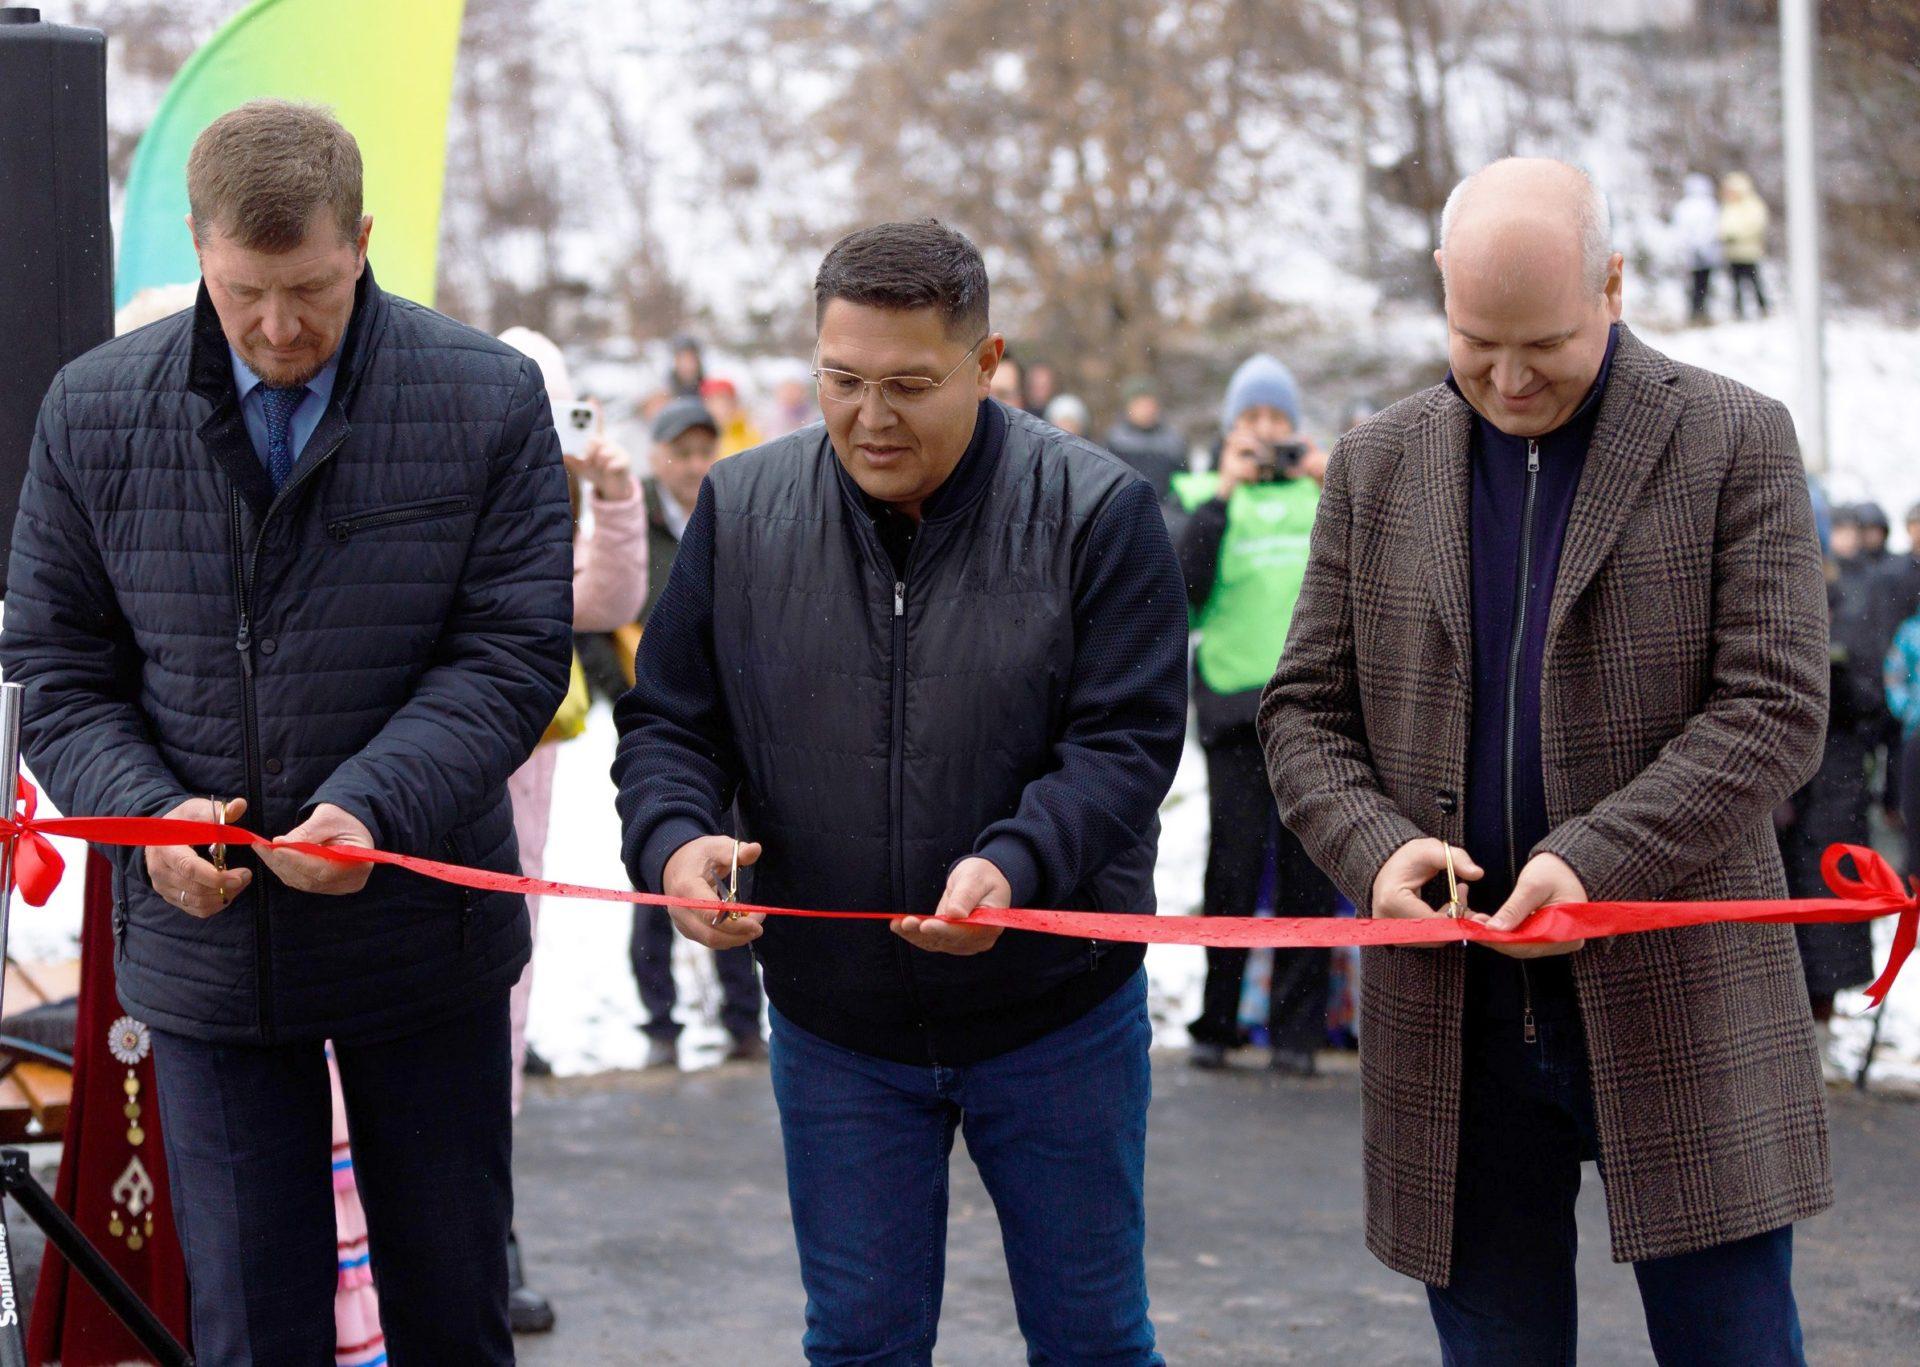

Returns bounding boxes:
[259,384,308,491]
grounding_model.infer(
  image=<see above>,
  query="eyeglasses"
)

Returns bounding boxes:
[812,334,990,408]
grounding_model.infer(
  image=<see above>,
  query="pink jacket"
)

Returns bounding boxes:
[569,484,650,631]
[503,483,649,1114]
[507,482,648,872]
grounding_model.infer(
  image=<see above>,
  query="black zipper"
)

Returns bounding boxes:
[881,531,936,1045]
[446,835,475,949]
[111,863,128,951]
[327,495,471,542]
[890,576,909,914]
[229,430,351,1041]
[1504,438,1542,1045]
[228,489,272,1039]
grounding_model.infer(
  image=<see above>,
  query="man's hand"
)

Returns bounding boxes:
[1472,852,1587,959]
[565,431,637,503]
[259,804,376,896]
[146,796,253,918]
[1372,838,1483,945]
[661,835,765,950]
[891,856,1009,957]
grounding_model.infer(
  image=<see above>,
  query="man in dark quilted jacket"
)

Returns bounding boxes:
[1,101,571,1362]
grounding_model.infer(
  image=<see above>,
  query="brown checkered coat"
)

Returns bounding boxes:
[1257,327,1833,1284]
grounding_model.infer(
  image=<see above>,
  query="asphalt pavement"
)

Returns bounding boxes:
[510,1052,1920,1365]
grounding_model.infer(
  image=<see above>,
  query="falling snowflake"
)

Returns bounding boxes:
[107,1016,151,1067]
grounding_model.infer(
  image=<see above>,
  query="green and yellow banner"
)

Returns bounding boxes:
[116,0,466,309]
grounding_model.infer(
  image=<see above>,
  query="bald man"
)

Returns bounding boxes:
[1261,159,1828,1363]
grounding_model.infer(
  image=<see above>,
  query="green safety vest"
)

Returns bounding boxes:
[1172,471,1321,696]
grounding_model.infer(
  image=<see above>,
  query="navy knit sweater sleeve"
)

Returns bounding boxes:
[612,479,736,895]
[972,478,1189,909]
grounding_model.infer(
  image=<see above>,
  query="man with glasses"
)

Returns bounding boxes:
[613,219,1185,1365]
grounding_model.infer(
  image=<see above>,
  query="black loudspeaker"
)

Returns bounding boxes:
[0,8,110,587]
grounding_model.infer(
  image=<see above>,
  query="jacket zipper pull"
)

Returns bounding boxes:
[894,581,905,617]
[235,618,254,679]
[1521,961,1537,1043]
[1527,438,1540,473]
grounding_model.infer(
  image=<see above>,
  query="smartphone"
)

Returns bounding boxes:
[557,400,598,457]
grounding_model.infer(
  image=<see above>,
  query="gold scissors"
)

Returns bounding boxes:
[708,838,744,928]
[210,797,229,905]
[1440,841,1466,920]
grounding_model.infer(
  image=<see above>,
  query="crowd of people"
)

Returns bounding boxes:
[0,93,1889,1366]
[1783,494,1920,1066]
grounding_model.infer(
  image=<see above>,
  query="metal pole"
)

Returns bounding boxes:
[0,683,23,1364]
[1780,0,1828,475]
[0,681,191,1364]
[0,683,20,1026]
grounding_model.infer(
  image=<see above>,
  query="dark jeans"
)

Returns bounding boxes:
[630,902,765,1041]
[1191,729,1337,1050]
[1730,261,1769,317]
[149,992,514,1365]
[769,969,1161,1367]
[1689,267,1713,321]
[1427,1006,1805,1365]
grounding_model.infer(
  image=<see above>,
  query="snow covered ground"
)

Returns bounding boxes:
[1642,313,1920,547]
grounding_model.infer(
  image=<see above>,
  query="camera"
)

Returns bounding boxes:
[1251,439,1308,483]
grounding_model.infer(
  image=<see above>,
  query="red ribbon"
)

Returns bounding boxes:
[5,793,1915,1007]
[5,778,66,908]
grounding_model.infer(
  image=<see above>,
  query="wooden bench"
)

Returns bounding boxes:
[0,959,78,1143]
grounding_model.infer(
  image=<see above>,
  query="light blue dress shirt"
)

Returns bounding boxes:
[229,346,342,476]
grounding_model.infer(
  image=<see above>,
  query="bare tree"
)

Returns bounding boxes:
[693,0,1350,408]
[430,0,693,343]
[1358,0,1545,302]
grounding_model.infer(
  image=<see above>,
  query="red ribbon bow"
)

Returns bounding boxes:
[1820,844,1919,1009]
[3,777,67,908]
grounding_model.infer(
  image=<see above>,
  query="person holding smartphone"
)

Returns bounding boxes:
[496,327,649,1334]
[1172,355,1337,1073]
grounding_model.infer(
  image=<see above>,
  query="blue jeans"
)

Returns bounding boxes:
[769,969,1161,1367]
[1427,1006,1806,1365]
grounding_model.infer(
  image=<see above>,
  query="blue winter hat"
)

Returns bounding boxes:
[1221,354,1302,431]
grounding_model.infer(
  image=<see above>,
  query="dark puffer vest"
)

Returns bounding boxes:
[2,269,574,1044]
[617,403,1188,1063]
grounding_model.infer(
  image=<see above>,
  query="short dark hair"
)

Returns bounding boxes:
[813,219,989,337]
[188,99,363,252]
